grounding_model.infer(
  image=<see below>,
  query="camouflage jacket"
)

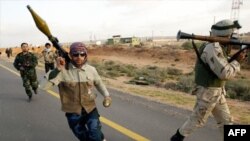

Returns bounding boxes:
[199,42,240,80]
[13,52,38,75]
[42,49,57,63]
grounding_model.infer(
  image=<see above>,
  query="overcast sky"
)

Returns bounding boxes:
[0,0,249,48]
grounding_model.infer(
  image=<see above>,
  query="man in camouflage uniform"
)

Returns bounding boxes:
[13,42,38,101]
[42,42,57,73]
[40,42,111,141]
[170,19,247,141]
[5,48,10,58]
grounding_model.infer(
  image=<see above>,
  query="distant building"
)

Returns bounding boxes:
[113,35,121,45]
[107,35,141,46]
[107,38,114,45]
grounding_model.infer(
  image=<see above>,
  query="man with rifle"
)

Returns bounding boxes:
[170,19,247,141]
[13,42,38,102]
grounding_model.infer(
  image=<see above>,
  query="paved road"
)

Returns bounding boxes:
[0,58,222,141]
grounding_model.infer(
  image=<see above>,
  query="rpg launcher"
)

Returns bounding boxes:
[177,30,250,62]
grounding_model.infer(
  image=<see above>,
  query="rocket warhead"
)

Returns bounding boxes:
[27,5,52,38]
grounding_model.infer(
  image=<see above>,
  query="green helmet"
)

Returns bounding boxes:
[211,19,241,37]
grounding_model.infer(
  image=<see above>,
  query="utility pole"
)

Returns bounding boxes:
[231,0,243,21]
[231,0,243,34]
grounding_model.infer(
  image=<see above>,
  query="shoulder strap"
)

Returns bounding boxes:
[192,40,204,64]
[191,40,212,70]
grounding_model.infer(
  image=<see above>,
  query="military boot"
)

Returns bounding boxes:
[33,88,38,94]
[170,129,185,141]
[28,95,32,102]
[25,89,33,102]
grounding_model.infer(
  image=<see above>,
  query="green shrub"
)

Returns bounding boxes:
[167,67,183,75]
[226,89,237,99]
[164,82,178,90]
[176,75,195,93]
[163,74,195,93]
[119,64,137,76]
[181,41,205,50]
[105,70,121,78]
[88,60,250,101]
[90,60,185,86]
[90,60,138,78]
[226,79,250,101]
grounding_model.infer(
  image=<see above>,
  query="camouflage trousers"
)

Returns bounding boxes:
[21,70,38,96]
[45,62,55,73]
[179,86,233,137]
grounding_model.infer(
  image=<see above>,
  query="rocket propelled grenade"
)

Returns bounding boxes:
[27,5,71,67]
[27,5,52,38]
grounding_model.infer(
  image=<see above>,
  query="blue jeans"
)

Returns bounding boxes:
[65,108,104,141]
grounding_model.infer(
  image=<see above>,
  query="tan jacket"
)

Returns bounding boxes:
[40,63,110,114]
